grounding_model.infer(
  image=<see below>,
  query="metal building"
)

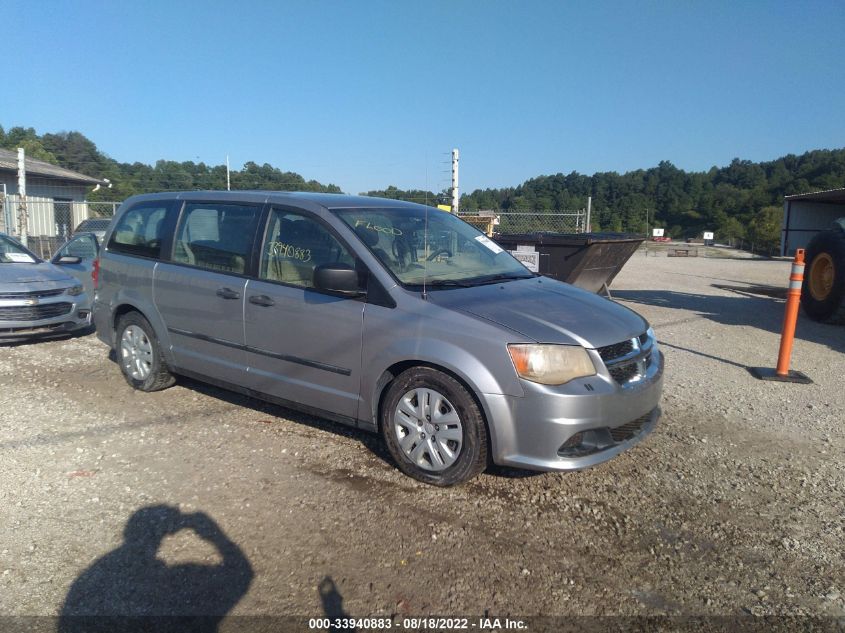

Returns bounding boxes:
[782,188,845,255]
[0,148,106,239]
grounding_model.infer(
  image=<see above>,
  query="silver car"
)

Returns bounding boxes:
[0,233,92,341]
[51,232,100,299]
[93,192,663,486]
[72,217,112,242]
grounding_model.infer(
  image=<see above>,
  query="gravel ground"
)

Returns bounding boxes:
[0,249,843,623]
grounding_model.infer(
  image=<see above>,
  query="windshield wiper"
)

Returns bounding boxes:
[410,273,535,290]
[469,273,536,286]
[423,279,476,288]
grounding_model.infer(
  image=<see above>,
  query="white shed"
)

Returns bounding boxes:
[0,148,106,239]
[782,188,845,256]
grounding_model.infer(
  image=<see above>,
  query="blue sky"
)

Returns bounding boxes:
[4,0,844,195]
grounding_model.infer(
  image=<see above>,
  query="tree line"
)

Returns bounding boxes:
[367,151,845,253]
[0,126,342,203]
[3,125,844,252]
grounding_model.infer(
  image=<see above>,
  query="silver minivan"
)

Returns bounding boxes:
[93,192,663,485]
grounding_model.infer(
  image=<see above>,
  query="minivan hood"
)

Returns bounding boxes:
[0,263,76,290]
[425,277,647,348]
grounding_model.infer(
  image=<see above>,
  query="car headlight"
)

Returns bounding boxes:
[507,344,597,385]
[66,285,84,296]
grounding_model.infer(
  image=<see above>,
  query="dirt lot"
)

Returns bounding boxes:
[1,249,843,625]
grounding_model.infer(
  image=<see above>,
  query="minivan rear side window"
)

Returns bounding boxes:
[173,203,260,274]
[108,205,171,259]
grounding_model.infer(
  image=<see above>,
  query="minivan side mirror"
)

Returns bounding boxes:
[313,263,364,296]
[55,255,82,265]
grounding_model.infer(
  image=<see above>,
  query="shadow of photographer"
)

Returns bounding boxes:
[59,505,253,633]
[319,576,357,632]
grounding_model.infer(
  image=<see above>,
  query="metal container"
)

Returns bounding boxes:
[493,232,645,293]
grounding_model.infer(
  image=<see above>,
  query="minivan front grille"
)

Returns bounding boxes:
[0,288,66,300]
[597,340,634,362]
[609,362,640,384]
[597,330,653,386]
[0,303,73,321]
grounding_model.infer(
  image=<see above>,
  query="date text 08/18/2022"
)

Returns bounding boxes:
[307,616,527,631]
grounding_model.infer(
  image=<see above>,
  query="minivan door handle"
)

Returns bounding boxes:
[216,287,241,300]
[248,294,275,307]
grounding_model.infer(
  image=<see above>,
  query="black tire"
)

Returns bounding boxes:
[115,311,176,392]
[801,228,845,324]
[381,366,488,486]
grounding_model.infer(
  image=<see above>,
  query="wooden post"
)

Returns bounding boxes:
[17,148,28,247]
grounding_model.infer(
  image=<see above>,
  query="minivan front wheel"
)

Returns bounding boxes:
[381,367,488,486]
[116,312,175,392]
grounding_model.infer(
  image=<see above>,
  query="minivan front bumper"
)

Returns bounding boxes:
[482,348,664,472]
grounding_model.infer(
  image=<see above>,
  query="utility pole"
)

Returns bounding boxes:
[17,148,28,247]
[586,196,592,233]
[226,155,231,191]
[644,207,649,256]
[450,149,459,214]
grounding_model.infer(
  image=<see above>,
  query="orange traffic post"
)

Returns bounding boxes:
[749,249,813,383]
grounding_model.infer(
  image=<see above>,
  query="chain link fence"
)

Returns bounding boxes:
[26,236,64,259]
[459,210,587,235]
[85,201,120,218]
[1,196,120,256]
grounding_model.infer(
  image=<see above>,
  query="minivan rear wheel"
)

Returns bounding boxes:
[116,312,175,392]
[381,367,487,486]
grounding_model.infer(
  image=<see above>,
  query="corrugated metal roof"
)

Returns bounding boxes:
[0,148,105,185]
[784,188,845,203]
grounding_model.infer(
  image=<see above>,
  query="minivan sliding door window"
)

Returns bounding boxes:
[173,203,261,274]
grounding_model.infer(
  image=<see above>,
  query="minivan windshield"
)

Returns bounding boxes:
[335,207,534,287]
[0,234,38,264]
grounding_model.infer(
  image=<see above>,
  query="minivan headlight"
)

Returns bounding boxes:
[508,344,597,385]
[66,285,84,296]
